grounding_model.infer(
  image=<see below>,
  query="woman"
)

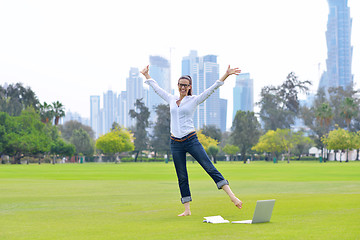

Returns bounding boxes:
[141,65,242,216]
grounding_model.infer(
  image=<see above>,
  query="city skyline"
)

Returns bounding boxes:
[1,0,360,130]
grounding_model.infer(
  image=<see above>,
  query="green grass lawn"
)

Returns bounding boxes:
[0,161,359,240]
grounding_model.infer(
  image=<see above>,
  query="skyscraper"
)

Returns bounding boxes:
[148,56,170,121]
[103,90,117,133]
[90,95,101,138]
[219,98,228,132]
[203,55,220,128]
[116,91,127,128]
[323,0,353,89]
[233,73,254,120]
[126,67,143,127]
[182,51,226,131]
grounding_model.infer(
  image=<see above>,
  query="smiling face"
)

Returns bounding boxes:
[178,78,191,97]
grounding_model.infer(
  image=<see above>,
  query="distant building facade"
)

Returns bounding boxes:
[233,73,254,120]
[90,95,101,138]
[103,90,117,134]
[126,68,144,127]
[321,0,353,91]
[148,56,171,122]
[63,111,89,127]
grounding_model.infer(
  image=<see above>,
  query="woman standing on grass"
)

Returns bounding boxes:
[140,65,242,216]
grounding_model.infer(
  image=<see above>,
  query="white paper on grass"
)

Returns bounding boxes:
[203,215,229,224]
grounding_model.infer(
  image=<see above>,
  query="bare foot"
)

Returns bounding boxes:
[231,197,243,209]
[178,210,191,216]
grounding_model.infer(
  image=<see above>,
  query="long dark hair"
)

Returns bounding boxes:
[178,75,192,96]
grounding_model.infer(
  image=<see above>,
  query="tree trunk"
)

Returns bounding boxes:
[55,116,60,125]
[339,151,342,162]
[325,149,329,162]
[346,148,349,162]
[242,151,246,164]
[14,153,21,164]
[287,149,290,163]
[134,151,139,162]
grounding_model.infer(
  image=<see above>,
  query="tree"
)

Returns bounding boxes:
[50,139,76,163]
[197,130,219,153]
[197,130,219,163]
[129,99,150,161]
[351,131,360,160]
[52,101,66,126]
[258,72,311,131]
[0,83,39,116]
[252,130,283,160]
[322,128,353,162]
[150,104,170,160]
[222,144,239,161]
[315,102,333,128]
[3,108,52,164]
[276,129,294,163]
[201,125,222,142]
[70,128,95,157]
[39,102,54,124]
[0,112,12,155]
[292,131,314,160]
[58,120,95,140]
[258,86,291,131]
[95,126,134,162]
[207,145,219,163]
[231,111,261,163]
[340,97,358,130]
[328,85,358,129]
[300,89,333,160]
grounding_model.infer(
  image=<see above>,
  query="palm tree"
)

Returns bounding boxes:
[315,102,334,160]
[315,102,333,128]
[340,97,358,130]
[39,102,54,124]
[52,101,65,125]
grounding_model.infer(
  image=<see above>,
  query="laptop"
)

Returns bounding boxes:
[232,199,275,224]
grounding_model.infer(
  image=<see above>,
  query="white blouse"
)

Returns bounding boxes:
[145,78,224,138]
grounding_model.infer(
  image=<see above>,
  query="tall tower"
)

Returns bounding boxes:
[203,55,220,128]
[116,91,127,128]
[182,51,226,131]
[148,56,171,121]
[126,67,144,127]
[324,0,353,89]
[90,95,101,138]
[233,73,254,120]
[103,90,117,134]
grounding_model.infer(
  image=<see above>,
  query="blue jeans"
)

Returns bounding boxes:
[170,132,229,204]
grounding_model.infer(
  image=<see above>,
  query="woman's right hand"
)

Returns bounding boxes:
[140,65,151,79]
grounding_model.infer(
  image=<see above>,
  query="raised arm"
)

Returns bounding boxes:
[140,65,172,103]
[195,65,241,105]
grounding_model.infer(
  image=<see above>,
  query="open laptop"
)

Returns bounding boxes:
[232,199,275,224]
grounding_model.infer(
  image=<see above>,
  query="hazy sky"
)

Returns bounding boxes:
[0,0,359,129]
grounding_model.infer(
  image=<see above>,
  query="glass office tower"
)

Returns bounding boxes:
[325,0,353,89]
[233,73,254,120]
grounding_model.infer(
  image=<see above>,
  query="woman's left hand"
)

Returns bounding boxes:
[226,65,241,76]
